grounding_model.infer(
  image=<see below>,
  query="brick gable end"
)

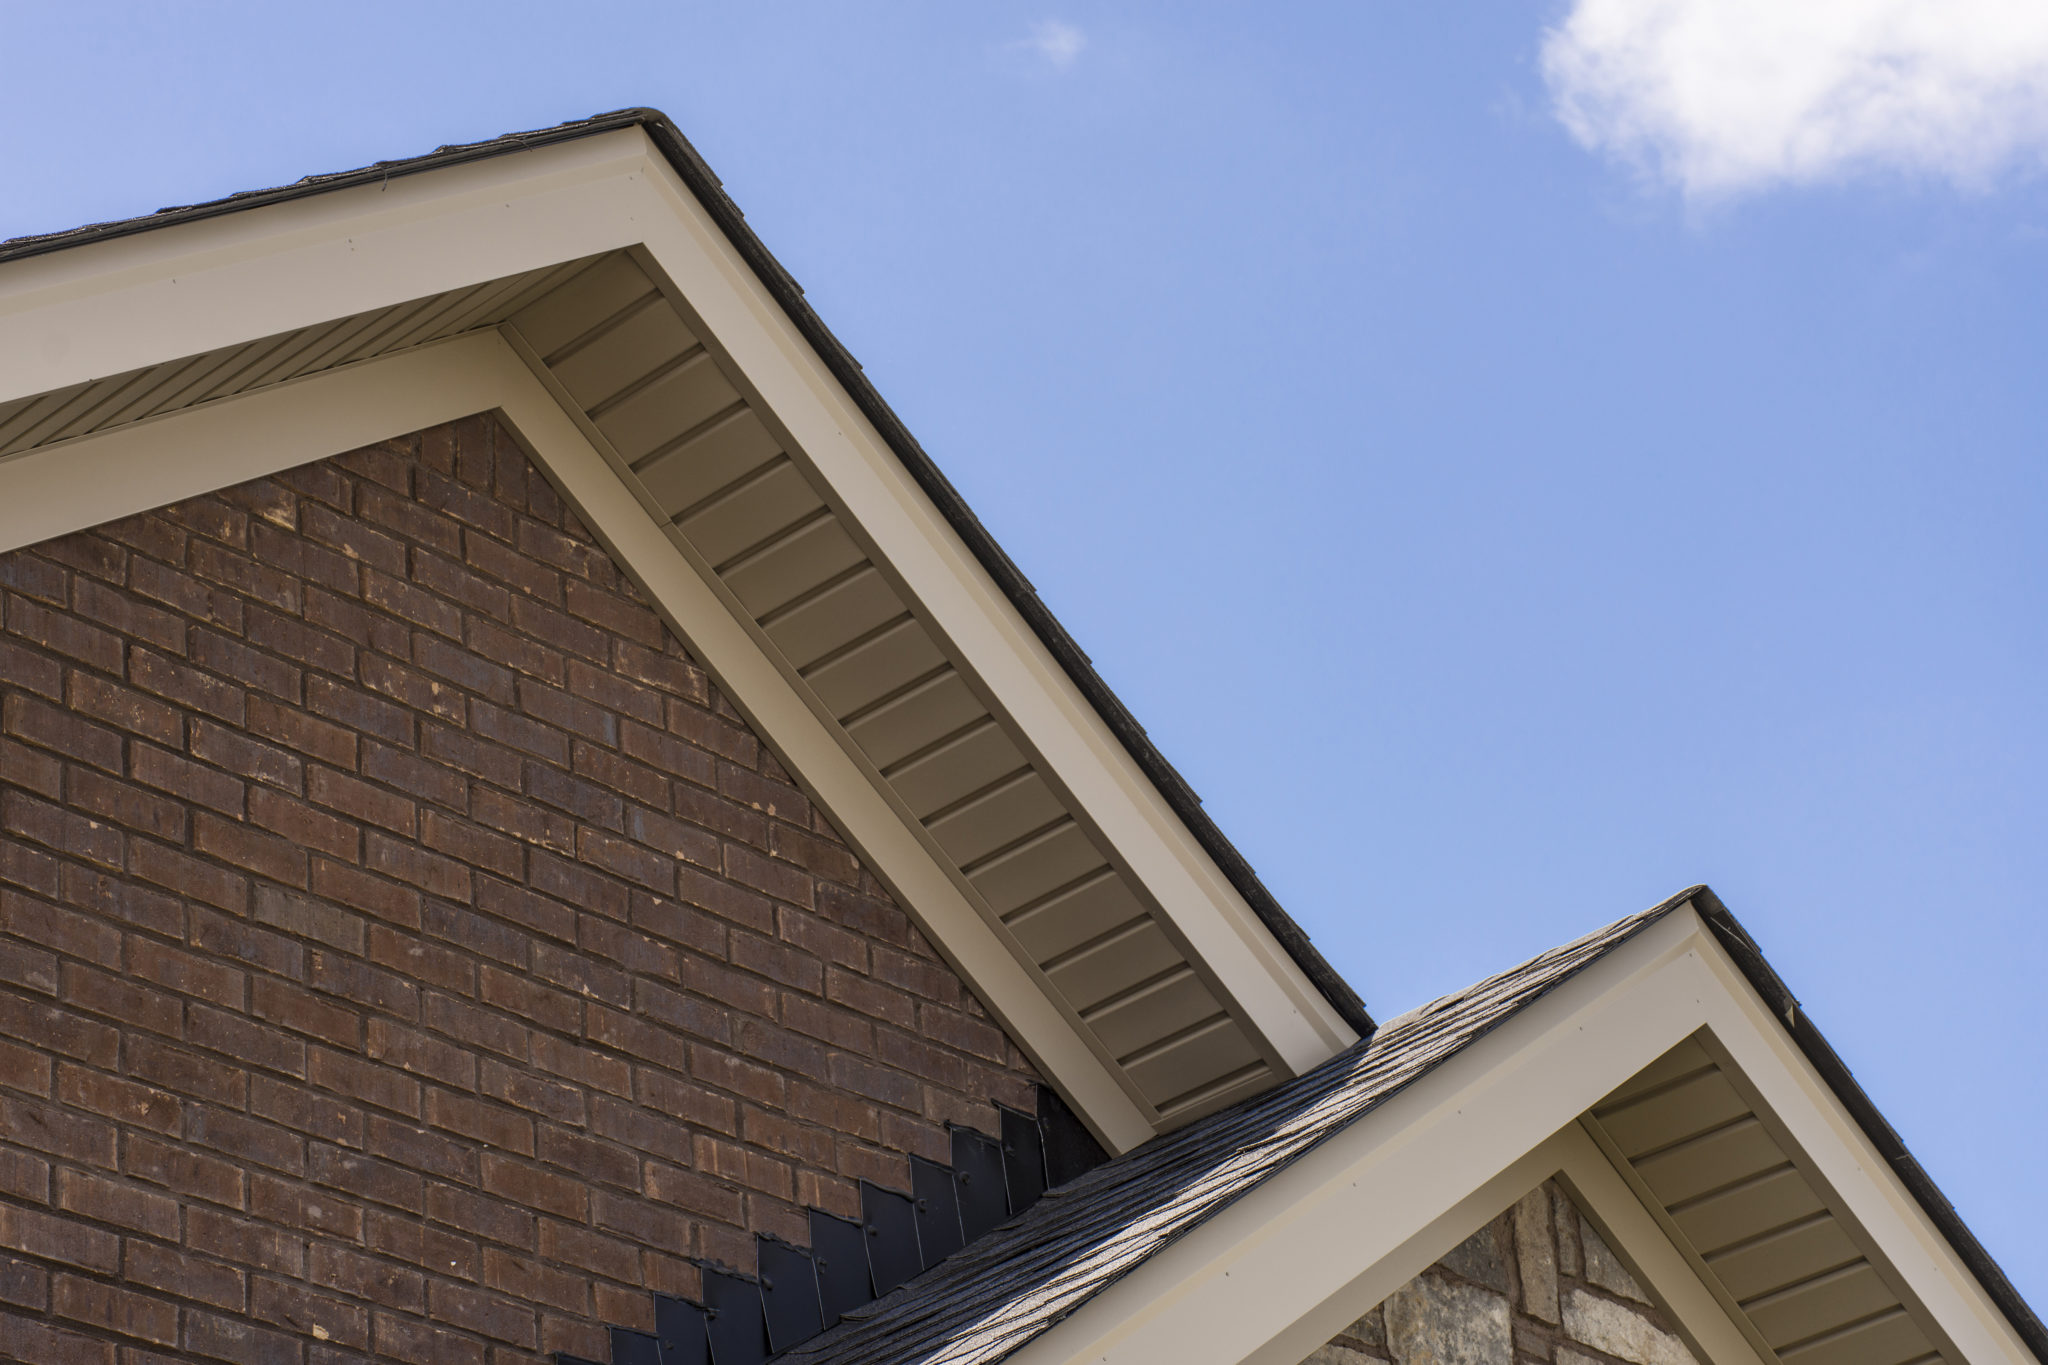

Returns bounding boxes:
[0,414,1038,1364]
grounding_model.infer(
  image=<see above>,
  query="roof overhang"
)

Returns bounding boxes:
[1003,899,2040,1365]
[0,114,1368,1149]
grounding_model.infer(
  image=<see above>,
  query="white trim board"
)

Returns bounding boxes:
[0,127,1357,1125]
[1005,906,2034,1365]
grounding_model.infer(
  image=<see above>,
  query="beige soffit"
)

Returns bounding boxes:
[0,122,1360,1142]
[1002,904,2035,1365]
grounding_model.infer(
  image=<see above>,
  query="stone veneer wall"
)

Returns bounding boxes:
[0,416,1041,1364]
[1301,1178,1701,1365]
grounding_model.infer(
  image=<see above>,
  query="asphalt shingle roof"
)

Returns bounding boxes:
[776,890,1698,1365]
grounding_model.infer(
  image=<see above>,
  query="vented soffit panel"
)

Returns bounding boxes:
[0,112,1369,1136]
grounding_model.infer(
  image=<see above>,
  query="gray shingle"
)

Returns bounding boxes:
[776,890,1700,1365]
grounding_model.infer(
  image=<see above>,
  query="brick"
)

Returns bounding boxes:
[422,1181,531,1249]
[529,852,629,923]
[67,768,186,843]
[483,1246,586,1314]
[56,1168,179,1240]
[0,1251,47,1310]
[7,593,123,672]
[535,1126,638,1191]
[732,930,824,995]
[194,811,307,886]
[531,1032,631,1097]
[306,765,415,835]
[126,933,242,1006]
[363,566,462,638]
[593,1186,699,1256]
[470,784,575,853]
[0,1146,49,1202]
[367,925,473,995]
[0,1202,120,1272]
[0,553,68,603]
[309,951,418,1022]
[419,721,522,790]
[306,676,413,746]
[248,787,359,862]
[0,995,113,1067]
[3,791,122,869]
[57,1065,180,1135]
[65,671,183,745]
[245,697,356,768]
[124,1134,245,1209]
[309,858,420,929]
[184,1106,307,1177]
[675,864,775,935]
[473,878,575,946]
[424,1087,534,1156]
[249,1275,368,1351]
[619,721,718,791]
[480,1059,582,1125]
[128,555,239,629]
[309,1047,420,1118]
[247,1173,361,1241]
[576,826,674,896]
[252,975,359,1048]
[364,831,470,902]
[361,652,468,722]
[0,737,62,800]
[366,1018,474,1090]
[124,1035,247,1106]
[311,1144,421,1213]
[478,965,581,1035]
[578,914,678,981]
[1,888,121,967]
[130,742,244,814]
[4,693,123,772]
[469,699,568,763]
[190,627,301,701]
[430,1276,538,1348]
[0,1311,114,1364]
[424,993,527,1061]
[184,1307,304,1365]
[131,646,244,723]
[188,907,304,981]
[189,1005,307,1078]
[124,1237,244,1310]
[374,1308,485,1365]
[309,1241,422,1313]
[420,810,523,880]
[59,962,181,1036]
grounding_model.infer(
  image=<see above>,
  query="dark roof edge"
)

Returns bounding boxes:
[0,108,1374,1038]
[1691,887,2048,1363]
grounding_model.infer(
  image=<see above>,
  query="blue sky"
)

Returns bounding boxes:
[6,0,2044,1309]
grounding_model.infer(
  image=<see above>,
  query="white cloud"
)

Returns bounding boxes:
[1541,0,2048,196]
[1020,19,1086,70]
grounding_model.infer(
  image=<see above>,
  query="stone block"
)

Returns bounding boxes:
[1581,1221,1647,1302]
[1439,1219,1510,1293]
[1513,1187,1560,1324]
[1383,1272,1512,1364]
[1562,1288,1696,1365]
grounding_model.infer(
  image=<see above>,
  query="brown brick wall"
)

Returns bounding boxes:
[0,415,1039,1364]
[1300,1178,1700,1365]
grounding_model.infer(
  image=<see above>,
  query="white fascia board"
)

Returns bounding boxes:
[0,126,1358,1079]
[1010,907,2034,1365]
[0,330,1155,1151]
[618,143,1359,1073]
[0,129,650,403]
